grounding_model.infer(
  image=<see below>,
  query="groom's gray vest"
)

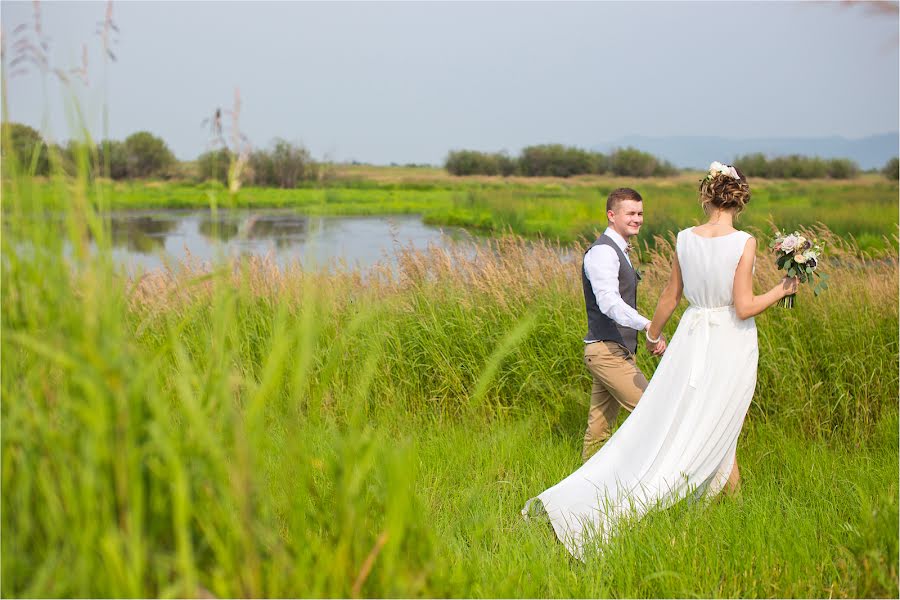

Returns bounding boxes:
[582,234,641,354]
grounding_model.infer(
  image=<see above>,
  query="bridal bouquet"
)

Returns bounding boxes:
[770,230,829,308]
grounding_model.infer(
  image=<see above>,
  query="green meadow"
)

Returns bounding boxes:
[18,170,898,252]
[2,164,898,596]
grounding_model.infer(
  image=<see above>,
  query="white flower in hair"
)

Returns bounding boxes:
[705,161,740,181]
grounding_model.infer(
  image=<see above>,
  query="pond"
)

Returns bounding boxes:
[92,209,475,273]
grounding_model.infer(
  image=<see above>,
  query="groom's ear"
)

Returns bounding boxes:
[606,209,616,223]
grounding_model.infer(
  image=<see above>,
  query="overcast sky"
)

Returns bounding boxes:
[4,1,898,164]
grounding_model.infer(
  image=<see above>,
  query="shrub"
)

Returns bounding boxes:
[1,122,49,176]
[882,157,899,181]
[270,139,317,187]
[247,139,318,188]
[593,153,611,175]
[652,158,678,176]
[609,147,675,177]
[445,150,500,176]
[733,153,769,178]
[55,140,90,177]
[196,148,232,185]
[827,158,859,179]
[496,152,519,176]
[123,131,176,178]
[97,139,129,179]
[518,144,601,177]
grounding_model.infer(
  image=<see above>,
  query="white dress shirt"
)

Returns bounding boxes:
[583,227,650,342]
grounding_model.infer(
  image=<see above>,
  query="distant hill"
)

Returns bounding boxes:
[594,133,898,171]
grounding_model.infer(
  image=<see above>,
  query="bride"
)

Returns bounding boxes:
[523,162,800,560]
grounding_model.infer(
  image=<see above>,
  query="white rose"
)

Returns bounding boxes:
[795,236,807,249]
[781,235,798,252]
[727,166,740,179]
[709,161,725,176]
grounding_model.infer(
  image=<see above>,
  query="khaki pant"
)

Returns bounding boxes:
[582,341,648,461]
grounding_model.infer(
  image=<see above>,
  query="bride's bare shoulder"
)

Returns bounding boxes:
[739,234,757,259]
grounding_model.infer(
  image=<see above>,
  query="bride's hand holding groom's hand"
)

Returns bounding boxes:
[647,337,666,356]
[644,324,667,356]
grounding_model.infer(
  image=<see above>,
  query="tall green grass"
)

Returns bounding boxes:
[2,161,898,597]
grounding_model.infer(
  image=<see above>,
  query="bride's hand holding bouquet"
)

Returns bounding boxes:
[770,230,829,308]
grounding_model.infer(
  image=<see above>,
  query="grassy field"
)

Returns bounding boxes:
[2,168,898,596]
[12,168,898,252]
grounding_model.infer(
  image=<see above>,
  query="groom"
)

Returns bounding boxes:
[580,187,665,461]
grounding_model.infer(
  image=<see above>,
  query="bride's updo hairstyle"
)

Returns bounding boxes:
[699,161,751,216]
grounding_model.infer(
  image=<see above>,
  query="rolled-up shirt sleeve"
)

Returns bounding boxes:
[583,245,650,332]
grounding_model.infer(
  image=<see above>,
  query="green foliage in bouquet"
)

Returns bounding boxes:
[771,230,830,307]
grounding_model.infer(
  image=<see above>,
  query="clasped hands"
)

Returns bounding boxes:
[644,324,667,356]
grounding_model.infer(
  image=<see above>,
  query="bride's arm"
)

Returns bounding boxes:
[733,236,798,320]
[647,251,684,342]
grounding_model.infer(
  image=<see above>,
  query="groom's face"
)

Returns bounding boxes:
[607,200,644,239]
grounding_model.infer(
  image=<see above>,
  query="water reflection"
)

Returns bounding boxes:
[108,215,178,253]
[197,216,240,242]
[243,214,310,246]
[95,209,473,273]
[196,213,311,246]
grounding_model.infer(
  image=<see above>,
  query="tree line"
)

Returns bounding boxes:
[445,145,678,177]
[446,144,899,180]
[3,122,898,183]
[733,153,865,179]
[1,122,322,188]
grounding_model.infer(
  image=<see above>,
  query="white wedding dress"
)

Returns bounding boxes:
[524,227,759,560]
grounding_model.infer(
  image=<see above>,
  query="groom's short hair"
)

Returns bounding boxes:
[607,188,643,213]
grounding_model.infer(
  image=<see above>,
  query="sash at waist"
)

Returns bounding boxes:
[684,304,734,388]
[687,304,734,312]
